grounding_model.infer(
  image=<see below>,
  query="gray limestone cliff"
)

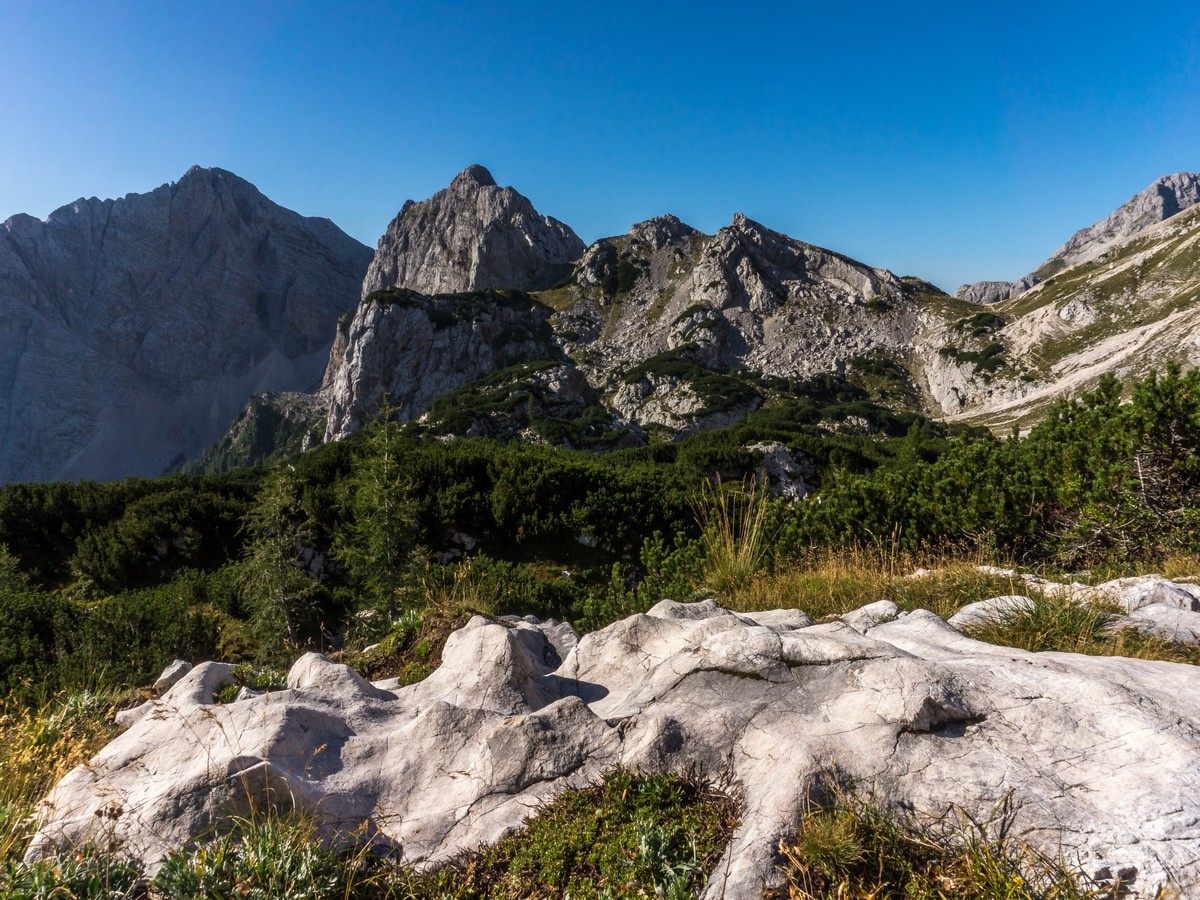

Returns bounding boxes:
[0,167,372,482]
[360,164,584,296]
[322,288,564,441]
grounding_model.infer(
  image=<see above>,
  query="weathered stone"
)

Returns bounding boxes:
[947,595,1035,630]
[152,660,192,694]
[28,603,1200,897]
[955,280,1016,304]
[748,441,813,501]
[840,599,902,632]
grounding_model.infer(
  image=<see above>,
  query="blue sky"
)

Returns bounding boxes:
[2,1,1198,291]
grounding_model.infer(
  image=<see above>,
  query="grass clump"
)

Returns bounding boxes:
[773,787,1103,899]
[0,691,118,867]
[4,845,145,898]
[727,544,1025,622]
[400,768,739,899]
[693,479,772,603]
[968,593,1200,664]
[966,595,1118,655]
[152,813,369,900]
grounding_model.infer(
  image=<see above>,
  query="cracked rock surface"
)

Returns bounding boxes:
[28,601,1200,897]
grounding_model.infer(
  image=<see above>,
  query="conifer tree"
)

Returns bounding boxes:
[239,464,319,648]
[338,399,419,625]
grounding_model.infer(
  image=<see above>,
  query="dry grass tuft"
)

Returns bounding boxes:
[0,691,118,864]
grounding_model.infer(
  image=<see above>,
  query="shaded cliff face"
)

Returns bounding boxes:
[323,288,564,441]
[360,164,584,297]
[0,167,372,482]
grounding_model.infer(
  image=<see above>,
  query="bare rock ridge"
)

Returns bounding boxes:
[0,166,372,482]
[956,171,1200,303]
[317,197,932,448]
[200,163,1200,467]
[360,163,585,297]
[28,598,1200,896]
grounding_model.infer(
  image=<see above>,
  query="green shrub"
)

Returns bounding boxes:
[399,769,738,898]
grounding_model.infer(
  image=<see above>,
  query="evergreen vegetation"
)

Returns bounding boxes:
[3,367,1200,896]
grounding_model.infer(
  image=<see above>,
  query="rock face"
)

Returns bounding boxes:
[322,288,564,440]
[1036,171,1200,278]
[540,212,927,434]
[210,167,1200,460]
[0,167,372,482]
[360,164,584,297]
[28,600,1200,897]
[954,280,1016,305]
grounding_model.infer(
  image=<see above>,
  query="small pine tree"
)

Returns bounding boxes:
[239,465,319,648]
[337,400,419,626]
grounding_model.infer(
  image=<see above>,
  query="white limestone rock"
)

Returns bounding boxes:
[840,599,902,632]
[27,602,1200,897]
[947,595,1036,630]
[748,441,813,501]
[152,659,192,694]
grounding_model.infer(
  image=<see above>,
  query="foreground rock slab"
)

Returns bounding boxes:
[28,602,1200,897]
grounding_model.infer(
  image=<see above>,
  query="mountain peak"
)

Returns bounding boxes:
[362,167,583,296]
[451,164,497,190]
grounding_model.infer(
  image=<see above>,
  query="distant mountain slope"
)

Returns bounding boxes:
[0,167,372,482]
[957,172,1200,303]
[945,200,1200,429]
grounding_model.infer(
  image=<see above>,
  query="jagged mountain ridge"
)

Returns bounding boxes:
[9,162,1198,479]
[218,164,1200,464]
[0,166,373,482]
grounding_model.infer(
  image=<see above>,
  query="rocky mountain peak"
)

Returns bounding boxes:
[360,165,584,297]
[450,163,498,190]
[626,214,696,250]
[0,167,372,482]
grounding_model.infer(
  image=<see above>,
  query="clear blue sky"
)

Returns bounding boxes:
[2,1,1198,292]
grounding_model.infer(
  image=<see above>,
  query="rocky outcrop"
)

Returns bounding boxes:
[954,280,1016,304]
[544,213,926,433]
[361,164,584,296]
[323,288,565,440]
[0,167,372,482]
[28,599,1200,896]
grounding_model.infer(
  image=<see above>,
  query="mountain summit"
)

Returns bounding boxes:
[360,164,584,297]
[0,166,372,482]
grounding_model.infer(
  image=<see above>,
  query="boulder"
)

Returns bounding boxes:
[152,659,192,694]
[27,604,1200,897]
